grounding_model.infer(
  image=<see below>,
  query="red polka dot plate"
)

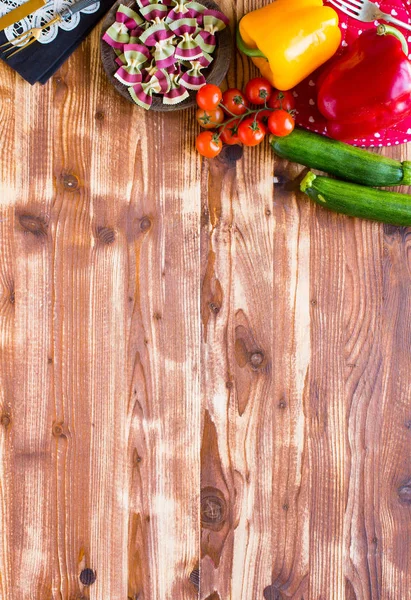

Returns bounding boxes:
[295,0,411,147]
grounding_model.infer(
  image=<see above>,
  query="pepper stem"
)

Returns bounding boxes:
[377,24,408,56]
[236,24,267,60]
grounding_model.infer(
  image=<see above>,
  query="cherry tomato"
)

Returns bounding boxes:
[221,88,249,116]
[267,110,295,137]
[196,131,223,158]
[238,117,266,146]
[244,78,273,105]
[196,107,225,129]
[220,119,242,145]
[256,109,272,125]
[267,90,296,112]
[196,84,222,110]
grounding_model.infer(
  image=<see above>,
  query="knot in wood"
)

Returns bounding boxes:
[133,448,142,465]
[273,172,289,186]
[140,217,152,232]
[209,302,220,314]
[1,414,11,429]
[201,494,226,527]
[250,351,264,368]
[221,144,243,163]
[19,214,47,236]
[62,174,79,191]
[52,422,64,437]
[189,568,200,590]
[398,481,411,503]
[95,111,104,121]
[96,226,116,245]
[263,584,285,600]
[79,568,96,586]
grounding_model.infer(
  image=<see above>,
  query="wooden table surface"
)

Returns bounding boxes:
[1,1,411,598]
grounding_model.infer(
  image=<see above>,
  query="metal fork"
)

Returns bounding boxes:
[328,0,411,32]
[1,0,99,57]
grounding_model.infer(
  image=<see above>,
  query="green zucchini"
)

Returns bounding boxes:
[300,171,411,225]
[270,128,411,187]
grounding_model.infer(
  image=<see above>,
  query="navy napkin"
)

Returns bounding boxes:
[0,0,113,84]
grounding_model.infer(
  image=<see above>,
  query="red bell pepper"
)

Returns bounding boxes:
[317,25,411,141]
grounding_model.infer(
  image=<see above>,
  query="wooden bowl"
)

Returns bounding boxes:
[100,0,232,112]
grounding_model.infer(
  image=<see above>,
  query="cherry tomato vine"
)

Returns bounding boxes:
[195,78,296,158]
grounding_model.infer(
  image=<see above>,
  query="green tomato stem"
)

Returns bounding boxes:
[219,103,239,118]
[213,104,295,139]
[216,107,273,132]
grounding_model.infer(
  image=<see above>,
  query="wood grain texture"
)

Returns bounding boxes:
[1,1,411,598]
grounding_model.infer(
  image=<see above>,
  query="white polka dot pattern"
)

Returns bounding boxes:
[294,0,411,147]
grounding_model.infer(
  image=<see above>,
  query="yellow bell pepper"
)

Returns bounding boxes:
[237,0,341,91]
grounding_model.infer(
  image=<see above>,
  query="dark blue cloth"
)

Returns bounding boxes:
[0,0,113,84]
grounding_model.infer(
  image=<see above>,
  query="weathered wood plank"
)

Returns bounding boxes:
[6,75,57,600]
[200,150,238,599]
[268,163,311,600]
[0,209,15,600]
[307,207,347,599]
[200,2,277,596]
[137,106,201,600]
[200,110,277,600]
[379,221,411,600]
[228,142,276,600]
[378,145,411,600]
[343,220,383,600]
[86,35,136,600]
[0,60,16,600]
[0,25,201,600]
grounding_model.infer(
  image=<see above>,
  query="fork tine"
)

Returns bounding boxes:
[3,42,25,56]
[328,0,360,17]
[0,37,18,49]
[1,15,60,53]
[6,35,36,58]
[343,0,363,7]
[1,37,29,53]
[0,29,32,49]
[329,0,359,12]
[2,14,61,55]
